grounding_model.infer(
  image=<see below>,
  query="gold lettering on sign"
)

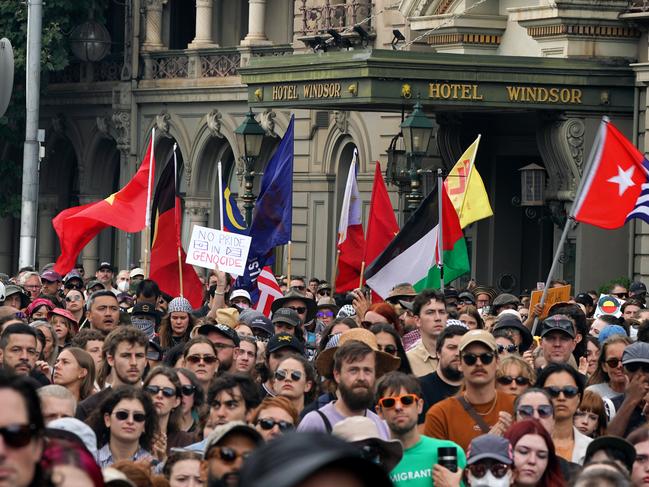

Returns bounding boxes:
[303,82,342,99]
[506,86,582,104]
[429,83,483,101]
[272,85,298,101]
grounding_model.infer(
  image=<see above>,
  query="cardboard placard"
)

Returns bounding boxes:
[186,225,252,276]
[529,284,571,320]
[593,294,624,319]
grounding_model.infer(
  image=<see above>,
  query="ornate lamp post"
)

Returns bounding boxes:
[235,110,265,225]
[400,101,433,211]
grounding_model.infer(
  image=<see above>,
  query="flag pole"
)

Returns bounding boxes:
[287,241,292,286]
[459,134,481,221]
[437,168,445,292]
[359,261,365,289]
[172,143,184,297]
[532,117,608,333]
[217,161,224,232]
[144,127,156,277]
[333,249,340,289]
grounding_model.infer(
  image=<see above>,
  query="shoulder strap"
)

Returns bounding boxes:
[315,409,333,433]
[456,396,490,433]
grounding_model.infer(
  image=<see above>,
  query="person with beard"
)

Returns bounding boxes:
[424,329,515,451]
[201,421,264,487]
[197,322,240,373]
[419,325,467,423]
[376,371,465,487]
[299,335,399,438]
[407,290,448,377]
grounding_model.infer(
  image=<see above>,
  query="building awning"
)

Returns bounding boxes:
[240,49,634,114]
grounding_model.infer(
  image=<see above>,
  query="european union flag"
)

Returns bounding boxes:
[234,116,294,302]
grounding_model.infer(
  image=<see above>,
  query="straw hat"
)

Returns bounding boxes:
[315,328,400,378]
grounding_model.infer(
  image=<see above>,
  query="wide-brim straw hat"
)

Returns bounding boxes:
[315,328,400,378]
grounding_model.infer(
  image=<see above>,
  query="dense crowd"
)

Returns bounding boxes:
[0,262,647,486]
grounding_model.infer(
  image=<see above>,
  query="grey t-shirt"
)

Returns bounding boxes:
[585,382,618,399]
[297,401,391,440]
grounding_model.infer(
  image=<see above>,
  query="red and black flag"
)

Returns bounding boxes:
[150,152,203,307]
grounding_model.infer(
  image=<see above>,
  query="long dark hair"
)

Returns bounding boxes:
[369,323,412,374]
[143,366,183,434]
[89,385,157,451]
[586,334,631,386]
[159,312,195,350]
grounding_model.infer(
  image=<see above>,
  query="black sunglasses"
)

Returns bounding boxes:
[145,385,177,398]
[380,344,398,356]
[288,306,307,314]
[256,418,294,432]
[467,462,509,479]
[497,344,518,354]
[605,358,622,369]
[64,283,83,290]
[462,352,495,366]
[625,362,649,373]
[274,369,302,382]
[544,386,579,398]
[0,424,36,448]
[114,411,146,422]
[209,446,252,463]
[497,375,530,386]
[181,384,196,396]
[517,404,554,419]
[186,354,218,365]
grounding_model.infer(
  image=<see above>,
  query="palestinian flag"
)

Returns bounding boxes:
[364,186,470,298]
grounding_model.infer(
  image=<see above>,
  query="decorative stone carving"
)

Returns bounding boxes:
[207,109,224,138]
[333,110,349,134]
[96,116,112,139]
[111,111,131,153]
[259,109,276,136]
[536,114,585,201]
[51,114,65,134]
[154,112,171,138]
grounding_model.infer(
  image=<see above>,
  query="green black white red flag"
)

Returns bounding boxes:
[364,184,470,298]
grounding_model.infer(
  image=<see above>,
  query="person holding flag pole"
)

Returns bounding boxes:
[533,116,649,332]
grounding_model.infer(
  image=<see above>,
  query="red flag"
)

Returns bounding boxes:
[573,120,649,229]
[363,162,399,301]
[335,151,366,293]
[149,156,203,308]
[254,267,283,317]
[53,138,155,275]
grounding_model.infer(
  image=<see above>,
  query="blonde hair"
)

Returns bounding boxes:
[497,355,536,384]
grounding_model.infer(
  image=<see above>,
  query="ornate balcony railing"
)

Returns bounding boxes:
[627,0,649,12]
[49,54,124,84]
[298,0,373,35]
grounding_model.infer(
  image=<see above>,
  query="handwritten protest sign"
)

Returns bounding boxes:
[186,225,251,276]
[529,284,571,320]
[593,294,624,319]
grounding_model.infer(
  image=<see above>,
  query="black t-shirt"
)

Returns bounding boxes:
[418,371,460,423]
[611,394,646,437]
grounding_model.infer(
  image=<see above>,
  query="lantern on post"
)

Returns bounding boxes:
[70,20,111,62]
[400,101,434,211]
[519,163,546,206]
[235,110,266,225]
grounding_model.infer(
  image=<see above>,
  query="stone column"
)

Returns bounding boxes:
[184,198,210,249]
[37,194,58,267]
[142,0,168,51]
[241,0,271,46]
[189,0,218,49]
[79,195,101,276]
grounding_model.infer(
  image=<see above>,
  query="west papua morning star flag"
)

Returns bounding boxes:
[573,119,649,229]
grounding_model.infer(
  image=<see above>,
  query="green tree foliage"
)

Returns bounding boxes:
[0,0,105,216]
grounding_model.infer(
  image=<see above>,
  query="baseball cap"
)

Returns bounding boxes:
[622,342,649,366]
[272,308,300,328]
[459,329,497,352]
[131,302,161,324]
[630,281,647,295]
[585,436,636,472]
[250,316,274,336]
[575,292,594,308]
[98,262,114,271]
[129,268,145,279]
[230,289,252,303]
[458,291,476,305]
[64,270,83,284]
[267,333,305,355]
[598,325,627,344]
[540,314,575,338]
[197,322,241,346]
[48,417,98,459]
[204,421,263,456]
[467,434,513,465]
[40,270,62,282]
[86,280,105,291]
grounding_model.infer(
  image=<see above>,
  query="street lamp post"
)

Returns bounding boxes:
[234,110,265,225]
[400,101,433,212]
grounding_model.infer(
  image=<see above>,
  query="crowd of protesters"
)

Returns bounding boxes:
[1,262,649,486]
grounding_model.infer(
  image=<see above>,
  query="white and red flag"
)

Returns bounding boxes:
[573,119,649,229]
[335,149,366,292]
[254,266,283,317]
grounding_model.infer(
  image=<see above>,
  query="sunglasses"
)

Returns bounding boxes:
[462,352,495,366]
[318,290,331,296]
[145,385,177,398]
[517,404,554,419]
[181,384,196,396]
[625,362,649,373]
[379,344,398,356]
[378,394,418,409]
[496,375,530,386]
[605,358,622,368]
[612,292,628,299]
[544,386,579,398]
[256,418,294,432]
[497,344,518,354]
[317,310,334,318]
[65,294,83,301]
[274,369,302,382]
[208,446,252,463]
[114,411,146,422]
[467,462,510,479]
[186,354,218,365]
[288,306,307,314]
[0,424,36,448]
[64,283,83,290]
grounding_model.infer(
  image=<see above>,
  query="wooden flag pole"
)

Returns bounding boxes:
[217,161,224,232]
[359,261,365,289]
[333,249,340,289]
[143,127,156,277]
[287,240,292,285]
[177,247,184,296]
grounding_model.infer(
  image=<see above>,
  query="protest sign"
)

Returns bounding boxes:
[529,284,571,320]
[186,225,251,276]
[593,294,624,319]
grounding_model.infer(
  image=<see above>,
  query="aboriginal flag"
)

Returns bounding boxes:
[149,155,203,307]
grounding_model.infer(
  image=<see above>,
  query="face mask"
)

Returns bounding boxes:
[131,317,155,339]
[117,281,130,293]
[631,325,639,341]
[467,471,512,487]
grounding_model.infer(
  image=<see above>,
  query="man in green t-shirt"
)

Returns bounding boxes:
[376,371,466,486]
